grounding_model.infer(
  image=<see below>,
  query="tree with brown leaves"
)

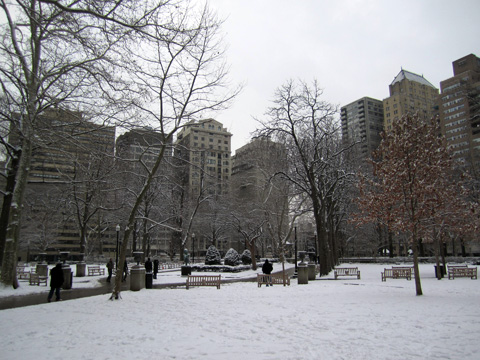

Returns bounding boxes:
[354,113,475,295]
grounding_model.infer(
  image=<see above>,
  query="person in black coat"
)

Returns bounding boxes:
[145,257,153,273]
[48,263,64,302]
[153,258,159,279]
[122,260,128,282]
[106,258,114,282]
[262,259,273,287]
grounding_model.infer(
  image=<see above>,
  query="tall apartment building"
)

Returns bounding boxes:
[7,108,117,261]
[231,137,288,255]
[175,119,232,197]
[18,109,116,182]
[115,128,173,257]
[340,97,384,159]
[383,69,439,132]
[438,54,480,165]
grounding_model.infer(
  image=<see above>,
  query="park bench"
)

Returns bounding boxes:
[29,273,48,286]
[447,265,477,280]
[334,267,361,280]
[257,273,291,287]
[186,275,221,289]
[392,266,415,276]
[381,267,412,281]
[87,265,105,276]
[17,266,30,281]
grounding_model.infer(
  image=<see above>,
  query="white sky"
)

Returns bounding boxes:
[198,0,480,153]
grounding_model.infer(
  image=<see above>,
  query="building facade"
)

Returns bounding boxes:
[340,97,384,159]
[438,54,480,165]
[8,109,117,261]
[115,128,173,258]
[175,119,232,198]
[383,69,439,132]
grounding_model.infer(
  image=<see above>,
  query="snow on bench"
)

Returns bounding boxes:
[29,273,48,286]
[257,274,291,287]
[381,267,412,281]
[447,265,477,280]
[87,265,105,276]
[186,275,221,289]
[334,267,361,280]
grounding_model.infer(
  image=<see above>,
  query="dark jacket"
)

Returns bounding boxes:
[153,259,159,272]
[50,263,64,288]
[145,258,153,272]
[262,260,273,275]
[107,260,113,271]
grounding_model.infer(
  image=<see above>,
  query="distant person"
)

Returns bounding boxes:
[153,258,159,279]
[106,258,113,283]
[48,263,64,302]
[122,260,128,282]
[145,257,153,273]
[262,259,273,287]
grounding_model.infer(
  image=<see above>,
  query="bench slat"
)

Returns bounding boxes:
[186,275,221,289]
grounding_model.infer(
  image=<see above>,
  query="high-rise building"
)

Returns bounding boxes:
[340,97,384,159]
[438,54,480,165]
[7,108,117,261]
[383,69,439,132]
[115,128,173,256]
[175,119,232,197]
[231,137,288,255]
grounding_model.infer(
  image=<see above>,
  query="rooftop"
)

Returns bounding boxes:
[391,69,436,88]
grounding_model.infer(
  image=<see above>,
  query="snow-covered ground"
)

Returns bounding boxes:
[0,262,479,360]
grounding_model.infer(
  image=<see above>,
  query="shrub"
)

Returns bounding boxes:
[224,248,240,266]
[205,245,221,265]
[241,249,252,265]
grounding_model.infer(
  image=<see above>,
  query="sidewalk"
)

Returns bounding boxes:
[0,267,294,310]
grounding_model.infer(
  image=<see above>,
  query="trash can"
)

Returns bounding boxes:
[297,265,309,284]
[434,265,445,278]
[130,265,145,291]
[145,272,153,289]
[181,266,192,276]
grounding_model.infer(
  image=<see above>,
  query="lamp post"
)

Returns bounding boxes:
[115,224,120,270]
[192,233,195,264]
[314,230,318,264]
[294,226,298,274]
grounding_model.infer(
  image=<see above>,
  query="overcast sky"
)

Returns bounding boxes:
[198,0,480,153]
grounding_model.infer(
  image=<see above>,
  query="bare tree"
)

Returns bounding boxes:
[256,79,354,276]
[110,3,239,299]
[0,0,171,287]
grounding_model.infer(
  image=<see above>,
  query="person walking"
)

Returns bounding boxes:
[106,258,113,282]
[48,263,64,302]
[153,258,159,279]
[262,259,273,287]
[122,260,128,282]
[145,257,153,273]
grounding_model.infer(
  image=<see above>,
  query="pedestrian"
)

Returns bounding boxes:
[262,259,273,287]
[153,258,159,279]
[145,257,153,273]
[48,263,64,302]
[122,260,128,282]
[106,258,113,282]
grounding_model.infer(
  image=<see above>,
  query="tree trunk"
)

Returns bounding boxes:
[0,151,20,266]
[412,237,423,296]
[1,137,32,288]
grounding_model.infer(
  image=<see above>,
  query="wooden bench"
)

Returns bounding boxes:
[448,265,477,280]
[186,275,221,289]
[29,273,48,286]
[334,267,361,280]
[17,266,30,280]
[257,274,291,287]
[381,267,412,281]
[88,265,105,276]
